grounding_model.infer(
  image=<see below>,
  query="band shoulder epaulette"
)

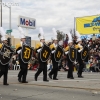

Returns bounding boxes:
[50,44,56,50]
[79,45,83,50]
[75,44,83,49]
[75,44,79,49]
[16,43,21,50]
[64,46,69,51]
[36,43,41,49]
[0,43,3,49]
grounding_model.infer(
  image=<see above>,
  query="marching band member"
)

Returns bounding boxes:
[75,31,84,78]
[48,28,59,80]
[64,32,74,79]
[16,27,28,83]
[0,27,9,85]
[34,27,49,82]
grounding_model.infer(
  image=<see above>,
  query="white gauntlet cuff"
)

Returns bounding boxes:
[17,50,21,54]
[51,50,55,54]
[65,51,69,55]
[37,48,41,53]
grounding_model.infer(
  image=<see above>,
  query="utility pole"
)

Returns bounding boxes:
[0,1,12,45]
[5,5,11,46]
[0,0,2,43]
[5,5,11,38]
[0,0,2,27]
[9,6,11,38]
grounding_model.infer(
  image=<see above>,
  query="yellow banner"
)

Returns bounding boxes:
[76,15,100,35]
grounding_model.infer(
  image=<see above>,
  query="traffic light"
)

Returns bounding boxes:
[7,38,11,46]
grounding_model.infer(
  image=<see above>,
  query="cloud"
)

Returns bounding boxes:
[1,0,100,41]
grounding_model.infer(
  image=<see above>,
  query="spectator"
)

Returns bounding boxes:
[12,58,16,70]
[63,34,68,48]
[92,34,96,41]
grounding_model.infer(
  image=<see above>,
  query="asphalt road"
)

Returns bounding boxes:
[0,70,100,100]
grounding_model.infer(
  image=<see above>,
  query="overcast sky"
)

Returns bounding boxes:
[1,0,100,41]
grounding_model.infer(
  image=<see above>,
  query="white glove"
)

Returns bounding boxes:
[17,49,21,54]
[74,61,77,64]
[65,51,69,55]
[78,49,83,53]
[51,50,55,54]
[37,48,41,53]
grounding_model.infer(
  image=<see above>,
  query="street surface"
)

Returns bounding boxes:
[0,70,100,100]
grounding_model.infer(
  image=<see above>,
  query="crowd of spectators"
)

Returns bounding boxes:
[86,34,100,72]
[60,34,100,72]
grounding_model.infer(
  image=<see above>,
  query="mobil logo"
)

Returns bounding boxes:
[18,16,36,29]
[20,18,35,27]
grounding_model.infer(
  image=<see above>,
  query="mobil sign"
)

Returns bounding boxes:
[18,16,36,29]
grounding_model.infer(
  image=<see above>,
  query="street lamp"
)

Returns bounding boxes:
[4,5,11,38]
[0,1,11,45]
[0,1,11,37]
[3,4,11,46]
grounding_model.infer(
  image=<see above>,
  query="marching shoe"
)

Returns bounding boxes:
[48,74,52,79]
[53,78,58,80]
[3,83,9,85]
[70,77,74,79]
[43,80,49,82]
[34,75,37,81]
[78,75,84,78]
[22,81,28,83]
[77,73,84,78]
[67,76,70,78]
[18,78,21,82]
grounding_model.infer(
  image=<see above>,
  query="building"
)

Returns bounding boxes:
[5,35,51,48]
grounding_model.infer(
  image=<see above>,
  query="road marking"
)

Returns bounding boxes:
[14,83,100,91]
[0,81,100,91]
[62,79,100,82]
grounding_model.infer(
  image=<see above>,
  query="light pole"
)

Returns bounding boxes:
[0,1,11,45]
[5,5,11,38]
[4,5,11,46]
[0,0,2,43]
[0,0,2,27]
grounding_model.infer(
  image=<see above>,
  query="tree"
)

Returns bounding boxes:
[56,30,65,41]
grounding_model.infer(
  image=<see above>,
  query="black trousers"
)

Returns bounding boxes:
[77,52,84,76]
[66,54,74,78]
[35,61,47,81]
[78,61,84,76]
[18,61,28,82]
[49,60,58,79]
[0,64,8,84]
[67,61,73,78]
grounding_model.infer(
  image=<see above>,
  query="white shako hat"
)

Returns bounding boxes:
[76,31,81,42]
[67,32,73,44]
[18,26,26,39]
[52,28,57,40]
[1,36,7,41]
[38,27,45,40]
[0,27,7,41]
